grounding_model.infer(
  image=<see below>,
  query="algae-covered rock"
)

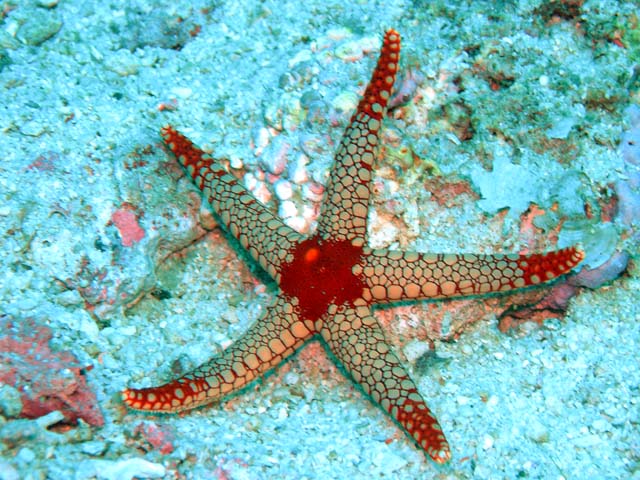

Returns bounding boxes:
[471,152,545,220]
[16,9,62,46]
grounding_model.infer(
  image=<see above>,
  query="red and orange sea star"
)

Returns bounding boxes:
[122,30,583,463]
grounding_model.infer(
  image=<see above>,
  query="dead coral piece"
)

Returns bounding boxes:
[0,410,92,450]
[0,315,104,426]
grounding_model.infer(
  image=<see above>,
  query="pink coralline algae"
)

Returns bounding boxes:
[388,67,425,110]
[132,421,175,455]
[111,207,145,247]
[0,315,104,426]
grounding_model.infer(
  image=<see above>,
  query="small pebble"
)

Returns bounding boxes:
[332,91,359,115]
[527,419,549,443]
[199,203,217,230]
[285,216,307,233]
[274,179,293,201]
[253,127,271,156]
[104,50,140,77]
[120,325,137,336]
[17,10,62,46]
[591,418,610,432]
[302,182,324,202]
[482,434,494,450]
[334,36,378,62]
[0,385,23,418]
[20,120,47,137]
[288,49,312,68]
[0,461,19,480]
[403,340,431,363]
[547,117,575,140]
[288,154,309,184]
[372,449,407,472]
[83,458,166,480]
[80,441,108,456]
[283,372,299,386]
[277,407,288,420]
[251,181,272,205]
[171,87,193,99]
[36,410,65,428]
[326,27,352,41]
[244,172,258,192]
[0,31,20,50]
[229,154,243,170]
[260,137,289,175]
[573,433,601,448]
[16,447,35,464]
[279,200,298,219]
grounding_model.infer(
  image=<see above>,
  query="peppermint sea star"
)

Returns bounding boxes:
[123,30,584,463]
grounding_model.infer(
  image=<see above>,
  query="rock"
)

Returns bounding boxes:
[0,385,22,418]
[17,10,62,46]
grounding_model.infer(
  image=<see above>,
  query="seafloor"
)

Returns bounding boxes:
[1,0,639,479]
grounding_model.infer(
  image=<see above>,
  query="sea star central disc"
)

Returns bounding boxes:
[279,237,366,321]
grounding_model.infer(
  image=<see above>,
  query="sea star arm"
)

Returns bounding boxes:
[161,126,304,282]
[316,30,400,247]
[320,302,451,464]
[359,247,584,302]
[122,294,314,412]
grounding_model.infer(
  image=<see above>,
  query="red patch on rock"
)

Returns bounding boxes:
[0,315,104,426]
[111,208,145,247]
[133,421,175,454]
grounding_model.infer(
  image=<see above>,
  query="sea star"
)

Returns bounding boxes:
[123,29,584,463]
